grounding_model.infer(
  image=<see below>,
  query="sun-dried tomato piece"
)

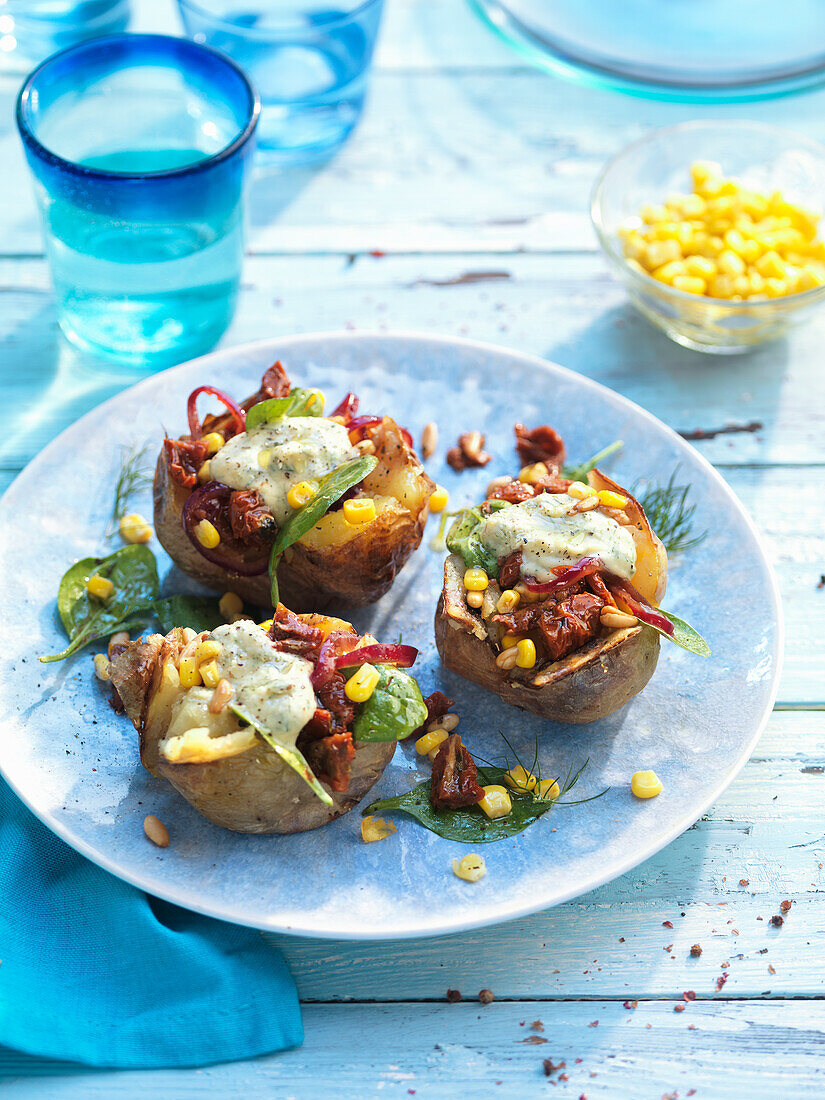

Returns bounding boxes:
[514,423,566,469]
[228,489,276,543]
[409,690,455,739]
[430,734,483,810]
[269,605,324,661]
[536,593,603,662]
[302,731,354,791]
[258,360,291,400]
[164,437,210,488]
[498,550,522,589]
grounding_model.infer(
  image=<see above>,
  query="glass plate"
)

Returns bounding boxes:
[470,0,825,102]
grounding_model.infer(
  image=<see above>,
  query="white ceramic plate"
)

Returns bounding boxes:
[0,333,782,940]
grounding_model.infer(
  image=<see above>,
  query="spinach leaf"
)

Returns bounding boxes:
[228,703,333,806]
[245,388,325,431]
[42,545,159,663]
[365,766,555,843]
[269,454,378,605]
[352,666,428,742]
[154,594,225,635]
[654,610,711,656]
[563,439,623,483]
[445,502,508,576]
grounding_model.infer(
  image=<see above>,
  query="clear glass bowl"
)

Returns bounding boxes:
[591,121,825,354]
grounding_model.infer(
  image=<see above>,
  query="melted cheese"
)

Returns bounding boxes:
[478,493,637,582]
[209,417,357,524]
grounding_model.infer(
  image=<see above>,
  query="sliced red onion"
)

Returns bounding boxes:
[334,643,418,670]
[605,576,674,636]
[521,556,601,594]
[187,385,246,440]
[311,631,360,688]
[330,392,360,422]
[182,481,269,576]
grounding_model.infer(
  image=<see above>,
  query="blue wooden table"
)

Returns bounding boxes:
[2,1,825,1095]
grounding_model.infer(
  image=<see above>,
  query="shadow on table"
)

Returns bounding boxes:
[544,303,789,449]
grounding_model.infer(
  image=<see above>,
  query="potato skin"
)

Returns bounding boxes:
[435,555,660,725]
[109,630,396,834]
[154,413,434,611]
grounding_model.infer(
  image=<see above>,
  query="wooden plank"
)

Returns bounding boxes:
[1,1000,824,1097]
[1,254,824,469]
[9,70,825,256]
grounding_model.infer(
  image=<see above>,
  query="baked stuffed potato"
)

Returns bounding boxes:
[435,423,705,724]
[109,607,428,834]
[155,362,435,611]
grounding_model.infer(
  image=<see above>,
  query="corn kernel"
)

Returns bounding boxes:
[342,497,376,526]
[501,633,519,650]
[93,653,110,681]
[219,591,244,622]
[623,232,647,262]
[452,854,486,882]
[344,662,381,703]
[478,785,512,820]
[202,431,224,455]
[496,589,520,613]
[567,481,590,500]
[644,239,681,269]
[756,250,786,279]
[179,656,201,688]
[195,640,222,665]
[87,574,114,601]
[518,462,548,484]
[534,776,561,801]
[286,480,318,510]
[361,815,396,843]
[764,277,790,298]
[680,193,706,217]
[690,160,722,187]
[119,513,152,544]
[200,660,220,688]
[257,619,273,633]
[429,486,449,513]
[515,638,537,669]
[651,260,687,285]
[504,765,537,793]
[464,567,489,592]
[685,255,717,278]
[631,769,663,799]
[732,274,751,296]
[640,202,668,224]
[672,275,706,295]
[798,267,825,290]
[708,274,735,299]
[197,460,212,483]
[718,249,746,277]
[416,728,448,756]
[194,518,220,549]
[597,489,628,508]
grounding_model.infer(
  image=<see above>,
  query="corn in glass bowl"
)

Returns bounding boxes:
[590,121,825,354]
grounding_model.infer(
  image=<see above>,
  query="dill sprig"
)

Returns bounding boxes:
[107,444,152,537]
[474,732,609,807]
[635,468,706,554]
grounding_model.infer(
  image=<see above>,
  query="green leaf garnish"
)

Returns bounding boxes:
[154,594,225,635]
[41,545,159,663]
[366,737,607,843]
[563,439,623,484]
[268,454,378,605]
[445,502,509,576]
[228,702,333,806]
[245,388,325,431]
[655,610,711,656]
[352,665,428,742]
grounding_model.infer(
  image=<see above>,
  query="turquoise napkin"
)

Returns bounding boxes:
[0,781,303,1068]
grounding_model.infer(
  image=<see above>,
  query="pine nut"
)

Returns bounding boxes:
[600,608,639,630]
[430,713,459,733]
[466,591,484,609]
[421,421,438,458]
[144,815,169,848]
[569,494,600,513]
[355,439,375,456]
[485,476,512,498]
[208,678,234,714]
[107,631,130,658]
[462,431,483,460]
[93,654,110,681]
[496,647,519,670]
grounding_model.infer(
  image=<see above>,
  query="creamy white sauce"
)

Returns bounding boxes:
[210,621,316,748]
[478,493,637,582]
[209,417,358,524]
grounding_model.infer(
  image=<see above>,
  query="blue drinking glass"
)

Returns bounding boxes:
[176,0,384,163]
[16,34,260,367]
[0,1,131,69]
